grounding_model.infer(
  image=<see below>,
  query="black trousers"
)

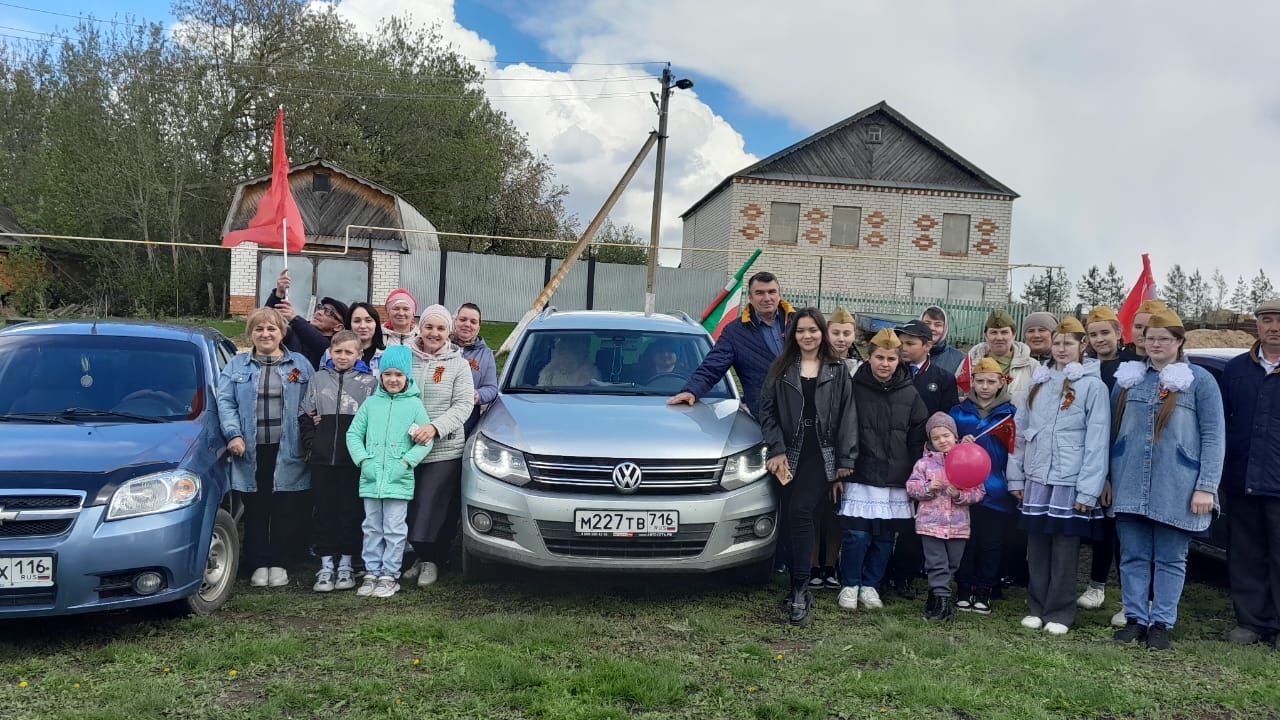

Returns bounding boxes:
[408,459,464,564]
[1088,515,1122,586]
[957,505,1010,590]
[310,464,363,558]
[887,524,924,586]
[1227,492,1280,636]
[237,443,308,569]
[1027,533,1081,626]
[785,458,830,590]
[1002,517,1030,586]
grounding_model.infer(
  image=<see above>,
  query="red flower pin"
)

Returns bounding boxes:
[433,366,445,383]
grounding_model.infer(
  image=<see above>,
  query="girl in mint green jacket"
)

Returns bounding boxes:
[346,346,432,598]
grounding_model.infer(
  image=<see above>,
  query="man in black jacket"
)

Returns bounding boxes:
[896,320,959,415]
[262,269,348,369]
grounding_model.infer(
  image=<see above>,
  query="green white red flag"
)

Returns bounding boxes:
[699,249,761,341]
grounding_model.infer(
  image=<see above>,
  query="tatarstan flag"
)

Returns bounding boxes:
[699,250,761,341]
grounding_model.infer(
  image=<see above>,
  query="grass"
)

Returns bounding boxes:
[1,559,1277,719]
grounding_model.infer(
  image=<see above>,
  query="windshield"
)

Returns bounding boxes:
[504,329,735,398]
[0,334,206,422]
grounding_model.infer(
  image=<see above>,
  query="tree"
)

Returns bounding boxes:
[1077,265,1106,307]
[1249,269,1276,308]
[1230,275,1251,314]
[1164,264,1189,316]
[1021,269,1072,310]
[1187,270,1211,321]
[1212,269,1229,312]
[1101,263,1127,307]
[590,220,648,265]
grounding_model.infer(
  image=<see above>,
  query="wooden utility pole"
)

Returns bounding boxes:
[498,132,659,357]
[644,65,673,314]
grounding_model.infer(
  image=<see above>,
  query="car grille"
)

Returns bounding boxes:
[0,493,83,538]
[0,589,56,608]
[0,496,81,510]
[525,456,724,495]
[0,519,73,538]
[536,521,714,559]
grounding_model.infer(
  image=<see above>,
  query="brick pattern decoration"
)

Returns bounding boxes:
[802,227,825,244]
[229,295,256,317]
[734,176,1015,202]
[802,206,829,245]
[912,235,936,252]
[912,215,938,252]
[740,203,764,221]
[740,224,763,242]
[739,203,764,242]
[864,231,888,247]
[973,217,1000,256]
[913,215,939,232]
[804,207,829,224]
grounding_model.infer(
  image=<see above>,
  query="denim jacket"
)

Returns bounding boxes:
[1109,361,1225,532]
[1007,360,1110,507]
[216,351,313,492]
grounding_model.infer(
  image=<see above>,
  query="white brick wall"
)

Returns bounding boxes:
[371,249,401,306]
[681,187,732,273]
[229,243,259,296]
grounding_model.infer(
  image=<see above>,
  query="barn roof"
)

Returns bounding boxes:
[222,159,438,252]
[681,101,1017,218]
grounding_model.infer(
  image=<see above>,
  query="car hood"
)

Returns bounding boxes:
[479,394,762,460]
[0,421,205,495]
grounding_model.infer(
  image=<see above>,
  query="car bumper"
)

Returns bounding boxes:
[461,459,778,573]
[0,503,207,618]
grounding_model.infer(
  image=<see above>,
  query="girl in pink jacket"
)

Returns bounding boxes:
[907,413,985,621]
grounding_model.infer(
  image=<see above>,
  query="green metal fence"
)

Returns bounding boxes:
[786,291,1070,347]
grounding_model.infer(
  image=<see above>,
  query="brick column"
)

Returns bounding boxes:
[370,249,402,306]
[228,243,259,317]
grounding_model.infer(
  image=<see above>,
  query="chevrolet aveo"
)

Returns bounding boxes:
[460,310,779,583]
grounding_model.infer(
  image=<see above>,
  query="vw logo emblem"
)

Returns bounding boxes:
[612,462,643,493]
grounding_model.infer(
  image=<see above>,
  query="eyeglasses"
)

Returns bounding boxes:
[1145,337,1179,346]
[316,305,340,320]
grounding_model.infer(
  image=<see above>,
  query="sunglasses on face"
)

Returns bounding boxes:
[316,305,340,320]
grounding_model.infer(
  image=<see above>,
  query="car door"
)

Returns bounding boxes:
[1188,355,1229,559]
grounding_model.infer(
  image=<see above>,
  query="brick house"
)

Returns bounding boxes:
[223,159,438,317]
[680,101,1017,303]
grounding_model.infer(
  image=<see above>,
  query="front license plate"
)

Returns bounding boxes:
[574,510,679,538]
[0,556,55,588]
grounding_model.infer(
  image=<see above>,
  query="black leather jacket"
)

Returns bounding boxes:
[758,359,859,481]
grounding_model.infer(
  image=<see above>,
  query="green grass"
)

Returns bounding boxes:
[2,561,1276,719]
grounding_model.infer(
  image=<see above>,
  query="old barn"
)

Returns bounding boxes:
[223,159,438,316]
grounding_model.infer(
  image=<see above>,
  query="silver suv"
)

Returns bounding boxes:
[460,310,777,582]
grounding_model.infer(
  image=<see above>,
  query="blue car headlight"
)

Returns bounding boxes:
[721,444,769,490]
[472,435,531,486]
[107,470,202,521]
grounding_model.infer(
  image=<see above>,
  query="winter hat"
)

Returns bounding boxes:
[1054,317,1086,335]
[385,288,418,314]
[869,328,902,350]
[972,357,1006,378]
[984,309,1017,330]
[417,304,453,334]
[828,307,855,325]
[379,345,413,377]
[1086,306,1118,325]
[925,412,958,439]
[1147,309,1184,330]
[1022,311,1058,334]
[1137,299,1168,315]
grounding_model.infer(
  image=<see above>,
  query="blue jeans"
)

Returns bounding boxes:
[1116,516,1193,628]
[362,498,409,578]
[839,528,894,588]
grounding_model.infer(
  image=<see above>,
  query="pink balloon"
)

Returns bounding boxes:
[945,443,992,491]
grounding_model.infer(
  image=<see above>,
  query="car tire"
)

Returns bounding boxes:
[733,556,776,586]
[461,544,493,585]
[170,508,240,616]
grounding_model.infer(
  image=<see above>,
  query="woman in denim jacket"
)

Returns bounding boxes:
[1007,317,1110,636]
[217,307,313,588]
[1109,309,1224,651]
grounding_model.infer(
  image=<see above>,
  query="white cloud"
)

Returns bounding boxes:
[520,0,1280,293]
[315,0,497,62]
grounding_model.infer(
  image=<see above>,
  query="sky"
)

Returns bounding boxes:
[3,0,1276,298]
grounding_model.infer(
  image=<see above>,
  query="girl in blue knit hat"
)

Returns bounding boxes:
[346,345,433,598]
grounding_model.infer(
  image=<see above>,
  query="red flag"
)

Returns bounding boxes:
[222,108,305,252]
[1117,254,1158,343]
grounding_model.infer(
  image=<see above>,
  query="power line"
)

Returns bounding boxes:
[0,31,55,45]
[0,1,151,29]
[198,60,658,83]
[0,23,59,37]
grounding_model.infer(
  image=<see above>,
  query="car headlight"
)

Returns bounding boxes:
[107,470,202,521]
[721,444,769,490]
[472,435,531,486]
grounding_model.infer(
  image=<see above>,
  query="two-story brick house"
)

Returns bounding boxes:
[680,101,1017,303]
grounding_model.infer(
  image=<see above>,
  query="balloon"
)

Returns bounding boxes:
[945,443,992,491]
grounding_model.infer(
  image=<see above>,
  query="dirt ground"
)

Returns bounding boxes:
[1185,329,1257,349]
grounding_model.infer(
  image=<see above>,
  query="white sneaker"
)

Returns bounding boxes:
[372,576,400,598]
[267,567,289,587]
[334,566,356,591]
[313,568,335,592]
[400,561,421,580]
[417,561,439,588]
[1044,622,1069,636]
[356,575,378,597]
[858,586,883,610]
[1111,609,1128,628]
[837,586,859,610]
[1020,616,1043,629]
[1077,586,1105,609]
[249,567,269,587]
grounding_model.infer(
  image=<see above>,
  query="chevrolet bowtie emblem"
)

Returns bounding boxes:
[0,506,19,526]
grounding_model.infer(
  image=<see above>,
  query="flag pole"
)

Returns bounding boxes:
[282,216,289,299]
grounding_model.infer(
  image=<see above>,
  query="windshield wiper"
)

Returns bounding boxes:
[0,413,73,424]
[58,408,165,424]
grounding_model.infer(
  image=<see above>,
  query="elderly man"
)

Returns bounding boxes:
[1223,299,1280,648]
[263,269,348,369]
[669,271,795,415]
[1022,312,1057,366]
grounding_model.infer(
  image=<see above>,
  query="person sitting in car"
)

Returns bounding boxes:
[628,339,684,384]
[538,335,600,386]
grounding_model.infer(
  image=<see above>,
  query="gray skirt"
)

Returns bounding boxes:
[407,458,463,545]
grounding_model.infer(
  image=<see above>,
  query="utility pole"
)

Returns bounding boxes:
[644,65,673,314]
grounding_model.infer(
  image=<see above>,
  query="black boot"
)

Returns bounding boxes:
[924,589,944,621]
[937,593,956,622]
[788,587,813,626]
[1113,619,1148,645]
[1146,623,1172,651]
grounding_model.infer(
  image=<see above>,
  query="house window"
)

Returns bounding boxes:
[312,173,331,192]
[831,206,861,248]
[913,277,950,300]
[769,202,799,245]
[941,213,970,256]
[912,276,986,302]
[866,124,883,143]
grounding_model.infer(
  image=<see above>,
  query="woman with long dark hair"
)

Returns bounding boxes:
[759,308,859,625]
[1110,309,1224,651]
